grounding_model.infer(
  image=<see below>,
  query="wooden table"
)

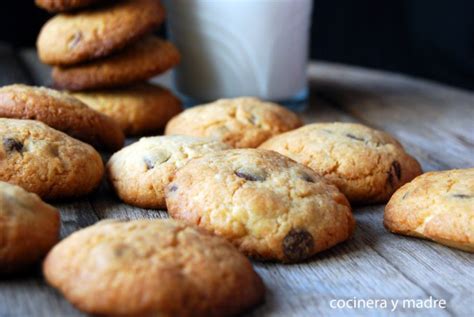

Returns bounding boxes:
[1,44,473,317]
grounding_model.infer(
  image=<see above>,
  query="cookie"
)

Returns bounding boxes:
[0,119,104,199]
[0,181,60,274]
[72,83,182,136]
[384,169,474,252]
[164,97,303,148]
[166,149,355,262]
[259,122,422,204]
[0,84,124,151]
[43,219,265,316]
[52,36,180,91]
[35,0,102,12]
[37,0,165,65]
[107,135,230,209]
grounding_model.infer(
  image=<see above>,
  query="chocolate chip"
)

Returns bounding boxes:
[452,194,472,199]
[392,161,402,179]
[387,161,402,187]
[143,151,171,170]
[301,172,315,183]
[346,133,365,142]
[169,185,178,192]
[3,138,23,153]
[69,31,82,49]
[248,114,258,125]
[144,157,155,169]
[113,244,131,258]
[235,169,266,182]
[283,229,314,262]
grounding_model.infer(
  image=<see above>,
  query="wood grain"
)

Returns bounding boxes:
[0,48,472,317]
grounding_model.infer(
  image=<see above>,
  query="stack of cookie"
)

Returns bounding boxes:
[35,0,182,136]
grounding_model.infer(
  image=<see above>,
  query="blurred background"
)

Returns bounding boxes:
[1,0,473,90]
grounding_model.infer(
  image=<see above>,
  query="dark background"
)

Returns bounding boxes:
[1,1,473,90]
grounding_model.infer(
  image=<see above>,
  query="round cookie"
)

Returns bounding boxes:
[0,84,124,151]
[0,181,60,274]
[166,149,355,262]
[384,169,474,252]
[0,118,104,199]
[43,219,265,316]
[259,122,422,204]
[52,36,180,91]
[164,97,303,148]
[107,135,230,209]
[37,0,165,65]
[35,0,102,12]
[72,83,182,136]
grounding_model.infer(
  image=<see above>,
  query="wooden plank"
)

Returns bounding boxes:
[0,275,83,317]
[310,62,474,169]
[356,206,473,316]
[5,51,473,317]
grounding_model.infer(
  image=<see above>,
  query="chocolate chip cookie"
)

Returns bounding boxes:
[37,0,165,65]
[0,119,104,199]
[107,135,230,209]
[0,84,124,151]
[385,168,474,252]
[72,83,182,136]
[166,149,355,262]
[35,0,102,12]
[165,97,303,148]
[43,219,265,316]
[259,122,422,204]
[52,36,180,91]
[0,181,60,274]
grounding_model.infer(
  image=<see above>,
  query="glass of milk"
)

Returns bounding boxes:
[164,0,313,110]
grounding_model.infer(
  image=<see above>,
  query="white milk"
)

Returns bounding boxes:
[164,0,313,104]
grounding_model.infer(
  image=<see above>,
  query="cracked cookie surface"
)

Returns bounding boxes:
[0,181,60,274]
[43,219,265,316]
[259,122,422,204]
[0,119,104,199]
[165,97,303,148]
[37,0,164,65]
[0,84,124,150]
[384,168,474,252]
[107,135,230,209]
[166,149,355,262]
[72,83,182,136]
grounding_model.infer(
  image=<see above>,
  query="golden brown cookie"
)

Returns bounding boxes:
[166,149,355,262]
[0,84,124,151]
[52,36,180,91]
[37,0,165,65]
[259,122,422,204]
[107,135,230,209]
[72,83,182,136]
[384,169,474,252]
[164,97,303,148]
[0,119,104,199]
[0,181,60,274]
[43,219,265,316]
[35,0,102,12]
